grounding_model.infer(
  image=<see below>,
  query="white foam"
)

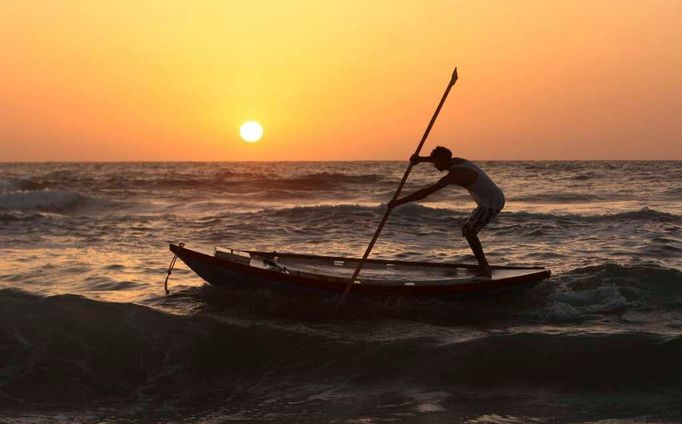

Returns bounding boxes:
[466,414,542,423]
[540,286,628,322]
[416,402,446,413]
[555,286,626,313]
[407,390,449,414]
[542,302,581,321]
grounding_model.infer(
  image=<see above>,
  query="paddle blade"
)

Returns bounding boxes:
[450,67,458,86]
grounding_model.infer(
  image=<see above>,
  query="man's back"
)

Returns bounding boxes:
[450,158,505,209]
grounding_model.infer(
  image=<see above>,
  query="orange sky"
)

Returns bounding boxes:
[1,0,680,161]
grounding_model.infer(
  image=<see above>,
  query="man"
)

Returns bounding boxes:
[387,146,505,278]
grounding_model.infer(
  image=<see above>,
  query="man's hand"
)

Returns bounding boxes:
[387,198,400,209]
[409,154,421,165]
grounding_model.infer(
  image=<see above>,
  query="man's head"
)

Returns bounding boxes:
[430,146,452,171]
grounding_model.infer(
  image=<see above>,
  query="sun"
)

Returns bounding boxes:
[239,121,263,143]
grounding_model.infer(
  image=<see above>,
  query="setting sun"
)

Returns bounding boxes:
[240,121,263,143]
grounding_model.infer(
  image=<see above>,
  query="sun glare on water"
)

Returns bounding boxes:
[240,121,263,143]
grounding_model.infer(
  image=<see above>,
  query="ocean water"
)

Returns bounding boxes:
[0,161,680,423]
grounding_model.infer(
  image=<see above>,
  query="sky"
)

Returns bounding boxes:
[1,0,681,161]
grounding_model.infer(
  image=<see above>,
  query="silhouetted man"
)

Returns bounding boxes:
[387,146,505,278]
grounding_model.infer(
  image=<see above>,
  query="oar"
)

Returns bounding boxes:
[338,66,459,304]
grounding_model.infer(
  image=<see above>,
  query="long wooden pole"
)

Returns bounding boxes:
[338,67,459,304]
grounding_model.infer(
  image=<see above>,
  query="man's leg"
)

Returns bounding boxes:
[464,230,492,277]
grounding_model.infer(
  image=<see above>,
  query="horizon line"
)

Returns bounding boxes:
[1,158,681,164]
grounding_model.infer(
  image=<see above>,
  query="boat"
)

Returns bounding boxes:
[168,243,551,297]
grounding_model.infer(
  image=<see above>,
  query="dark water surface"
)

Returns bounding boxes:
[0,161,681,423]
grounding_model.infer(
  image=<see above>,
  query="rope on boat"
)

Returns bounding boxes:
[164,242,184,294]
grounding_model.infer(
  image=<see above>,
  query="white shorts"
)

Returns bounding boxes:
[461,206,501,236]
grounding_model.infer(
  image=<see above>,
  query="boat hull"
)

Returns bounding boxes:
[170,244,551,297]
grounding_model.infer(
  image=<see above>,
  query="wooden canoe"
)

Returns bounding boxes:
[169,244,551,297]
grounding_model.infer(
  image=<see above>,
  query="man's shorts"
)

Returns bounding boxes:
[461,206,501,237]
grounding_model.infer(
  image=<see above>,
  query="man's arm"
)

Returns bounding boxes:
[388,174,452,208]
[409,153,433,165]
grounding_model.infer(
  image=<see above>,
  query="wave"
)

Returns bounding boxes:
[503,207,681,223]
[279,172,385,191]
[102,172,388,193]
[664,187,682,196]
[269,172,385,187]
[537,263,682,321]
[237,203,462,231]
[4,188,675,224]
[511,193,605,202]
[0,189,112,213]
[245,204,681,225]
[602,207,681,222]
[560,262,682,300]
[243,172,385,192]
[267,203,384,219]
[0,178,48,192]
[2,171,389,200]
[0,289,680,409]
[571,172,596,181]
[0,211,57,222]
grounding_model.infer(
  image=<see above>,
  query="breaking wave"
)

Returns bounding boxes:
[0,189,118,214]
[501,207,681,223]
[0,289,680,409]
[537,263,682,321]
[247,204,681,224]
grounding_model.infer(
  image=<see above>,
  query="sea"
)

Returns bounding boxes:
[0,161,680,423]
